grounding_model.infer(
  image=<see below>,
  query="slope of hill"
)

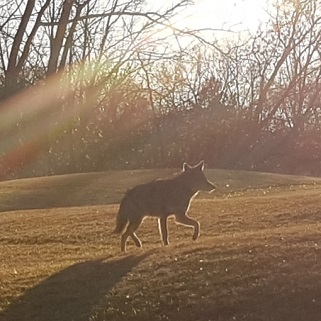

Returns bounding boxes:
[0,168,319,212]
[1,169,321,321]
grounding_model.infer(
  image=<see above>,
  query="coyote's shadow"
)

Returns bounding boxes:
[0,253,150,321]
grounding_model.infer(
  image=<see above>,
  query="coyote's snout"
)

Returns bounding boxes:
[113,160,215,252]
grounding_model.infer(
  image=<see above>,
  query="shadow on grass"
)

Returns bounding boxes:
[185,281,321,321]
[0,253,150,321]
[176,246,321,321]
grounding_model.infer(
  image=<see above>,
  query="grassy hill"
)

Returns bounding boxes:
[1,169,321,321]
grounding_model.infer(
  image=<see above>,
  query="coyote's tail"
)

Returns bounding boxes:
[112,202,128,234]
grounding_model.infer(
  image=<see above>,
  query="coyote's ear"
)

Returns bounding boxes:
[183,162,191,171]
[196,160,205,170]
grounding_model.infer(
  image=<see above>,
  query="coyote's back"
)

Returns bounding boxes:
[113,161,215,252]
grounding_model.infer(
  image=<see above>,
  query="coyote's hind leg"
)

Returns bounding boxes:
[121,219,142,252]
[130,232,142,248]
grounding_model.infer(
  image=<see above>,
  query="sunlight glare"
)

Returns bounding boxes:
[0,62,99,177]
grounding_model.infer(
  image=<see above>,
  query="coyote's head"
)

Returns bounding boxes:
[183,160,216,193]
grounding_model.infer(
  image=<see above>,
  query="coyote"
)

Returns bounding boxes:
[113,161,215,252]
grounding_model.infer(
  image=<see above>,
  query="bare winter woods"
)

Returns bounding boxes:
[1,0,321,179]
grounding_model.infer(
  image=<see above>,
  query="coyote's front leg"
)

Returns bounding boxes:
[158,217,169,246]
[175,213,200,241]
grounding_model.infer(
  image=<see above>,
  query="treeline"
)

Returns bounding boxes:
[1,0,321,180]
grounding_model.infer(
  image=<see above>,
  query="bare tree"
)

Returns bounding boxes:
[0,0,195,177]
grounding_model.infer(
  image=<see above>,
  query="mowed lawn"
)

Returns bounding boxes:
[1,169,321,321]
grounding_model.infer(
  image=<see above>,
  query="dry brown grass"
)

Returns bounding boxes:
[1,169,321,320]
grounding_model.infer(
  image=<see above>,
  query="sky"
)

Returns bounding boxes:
[157,0,269,35]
